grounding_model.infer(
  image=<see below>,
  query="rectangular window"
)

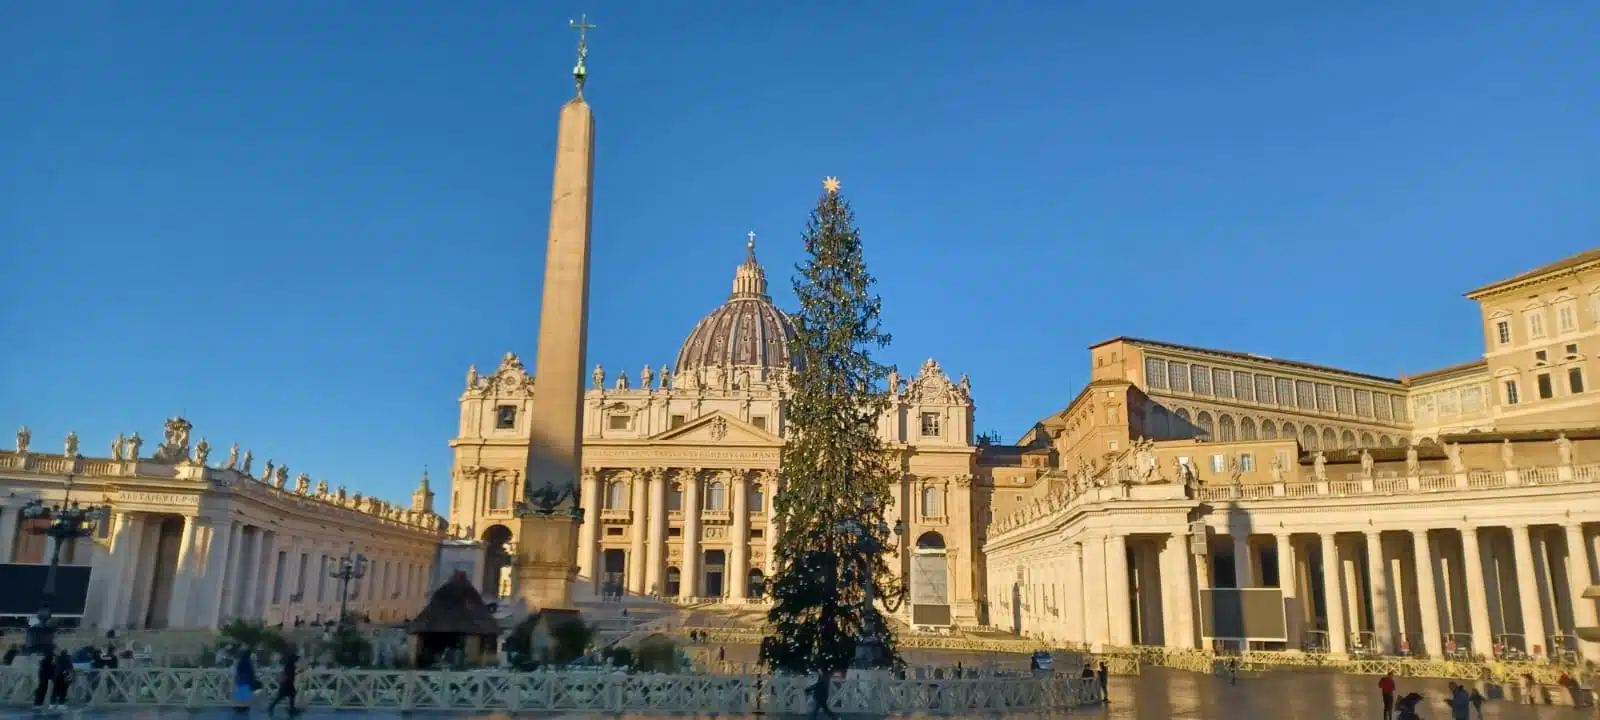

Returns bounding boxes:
[1239,453,1255,472]
[1528,311,1546,339]
[751,529,764,539]
[1213,369,1233,398]
[668,527,681,538]
[1567,343,1580,356]
[1460,386,1484,412]
[1558,304,1577,333]
[606,527,624,536]
[1537,373,1554,399]
[1235,372,1254,402]
[1496,320,1511,345]
[751,416,768,430]
[1276,378,1294,407]
[495,405,517,429]
[1354,390,1373,417]
[1415,394,1436,421]
[1391,395,1407,421]
[920,412,942,437]
[1334,387,1355,415]
[1210,454,1226,474]
[1169,362,1190,392]
[1295,381,1316,410]
[1191,366,1212,395]
[1275,450,1293,474]
[1315,384,1335,412]
[670,415,686,429]
[1438,390,1459,416]
[1144,357,1168,390]
[608,415,630,430]
[1570,368,1585,394]
[1505,380,1520,405]
[1374,393,1392,420]
[1255,375,1274,404]
[1536,350,1548,363]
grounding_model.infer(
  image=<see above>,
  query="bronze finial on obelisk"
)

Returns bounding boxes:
[570,14,596,97]
[514,15,599,612]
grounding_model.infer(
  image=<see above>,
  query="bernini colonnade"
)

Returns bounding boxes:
[985,447,1600,662]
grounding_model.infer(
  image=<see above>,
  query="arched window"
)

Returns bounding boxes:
[1259,419,1275,440]
[921,486,941,518]
[667,483,683,512]
[1378,435,1393,447]
[604,481,626,510]
[665,567,682,597]
[1150,406,1170,438]
[1218,414,1237,442]
[1195,411,1214,440]
[1301,426,1318,450]
[1359,432,1374,448]
[706,481,727,511]
[749,484,765,513]
[489,480,511,511]
[1327,428,1343,449]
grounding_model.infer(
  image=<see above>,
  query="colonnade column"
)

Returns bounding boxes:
[1065,544,1085,644]
[97,513,136,629]
[256,531,280,618]
[1410,530,1445,657]
[1364,531,1393,654]
[1275,533,1299,649]
[1082,538,1109,648]
[1319,533,1348,655]
[1509,524,1548,657]
[1459,528,1496,657]
[241,527,266,618]
[1161,534,1195,649]
[628,469,649,595]
[1106,534,1132,646]
[0,506,18,562]
[730,469,750,600]
[168,516,199,627]
[682,468,702,598]
[577,468,601,594]
[199,521,237,628]
[1565,523,1598,662]
[644,469,667,596]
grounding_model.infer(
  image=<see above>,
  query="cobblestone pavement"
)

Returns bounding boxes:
[5,667,1591,719]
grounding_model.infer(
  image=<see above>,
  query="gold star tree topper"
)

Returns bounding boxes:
[822,176,841,194]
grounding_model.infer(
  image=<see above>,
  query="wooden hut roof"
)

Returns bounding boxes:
[407,571,500,636]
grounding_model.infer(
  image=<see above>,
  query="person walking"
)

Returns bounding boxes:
[267,651,298,715]
[1449,682,1472,720]
[232,648,259,712]
[1096,662,1109,702]
[50,649,74,708]
[33,650,56,708]
[1378,671,1397,719]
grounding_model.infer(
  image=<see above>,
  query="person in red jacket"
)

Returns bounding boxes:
[1379,672,1397,720]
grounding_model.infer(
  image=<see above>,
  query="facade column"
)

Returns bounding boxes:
[578,468,602,593]
[116,515,148,629]
[1319,532,1348,655]
[97,512,136,630]
[1509,524,1548,658]
[1411,530,1445,658]
[682,469,702,599]
[1565,523,1599,662]
[168,516,200,628]
[240,527,266,618]
[1064,544,1085,645]
[1459,528,1496,657]
[199,521,235,628]
[628,469,649,595]
[1160,534,1194,649]
[257,531,280,618]
[1275,533,1299,649]
[1233,534,1252,588]
[1106,534,1133,646]
[1364,531,1393,654]
[730,470,750,600]
[644,469,667,596]
[766,474,782,579]
[1082,538,1110,648]
[0,506,18,562]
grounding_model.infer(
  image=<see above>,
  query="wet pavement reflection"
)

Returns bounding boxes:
[23,667,1594,719]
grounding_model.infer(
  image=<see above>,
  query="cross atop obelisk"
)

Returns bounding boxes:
[570,14,596,96]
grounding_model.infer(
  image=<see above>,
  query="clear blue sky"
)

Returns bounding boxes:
[3,2,1596,504]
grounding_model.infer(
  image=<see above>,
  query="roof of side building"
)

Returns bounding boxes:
[1464,247,1600,299]
[1090,336,1404,386]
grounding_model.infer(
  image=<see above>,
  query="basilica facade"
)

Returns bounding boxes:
[448,241,999,629]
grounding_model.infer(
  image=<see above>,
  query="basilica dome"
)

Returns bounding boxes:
[674,239,798,375]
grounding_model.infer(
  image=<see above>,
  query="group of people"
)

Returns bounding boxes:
[1378,672,1486,720]
[229,646,303,715]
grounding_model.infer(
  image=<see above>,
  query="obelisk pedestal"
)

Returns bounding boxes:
[513,78,597,612]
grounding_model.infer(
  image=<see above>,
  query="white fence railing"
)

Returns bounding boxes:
[0,667,1102,714]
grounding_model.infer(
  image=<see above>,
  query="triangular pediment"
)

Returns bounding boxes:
[647,411,782,445]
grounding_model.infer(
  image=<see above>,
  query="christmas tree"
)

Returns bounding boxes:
[760,177,901,675]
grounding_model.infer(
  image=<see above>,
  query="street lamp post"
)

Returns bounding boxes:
[329,545,369,628]
[839,494,906,670]
[20,475,112,655]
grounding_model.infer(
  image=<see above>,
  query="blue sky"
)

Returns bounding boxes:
[3,2,1597,504]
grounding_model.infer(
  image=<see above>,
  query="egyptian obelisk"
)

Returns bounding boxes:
[514,16,598,612]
